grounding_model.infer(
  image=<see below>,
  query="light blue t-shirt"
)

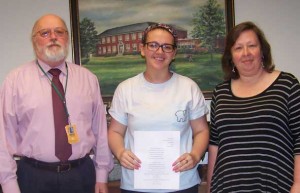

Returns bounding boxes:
[109,72,208,192]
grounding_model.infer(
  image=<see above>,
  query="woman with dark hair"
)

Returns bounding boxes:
[207,21,300,193]
[108,23,209,193]
[222,21,274,80]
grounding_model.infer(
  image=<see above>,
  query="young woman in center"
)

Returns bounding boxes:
[108,23,209,193]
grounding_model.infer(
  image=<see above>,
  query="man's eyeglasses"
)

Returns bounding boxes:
[145,42,176,53]
[34,27,68,38]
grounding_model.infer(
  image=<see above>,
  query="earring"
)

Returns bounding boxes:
[232,66,235,73]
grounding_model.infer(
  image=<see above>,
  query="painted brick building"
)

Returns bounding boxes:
[96,22,188,56]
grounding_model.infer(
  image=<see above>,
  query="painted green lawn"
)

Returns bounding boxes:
[83,53,223,96]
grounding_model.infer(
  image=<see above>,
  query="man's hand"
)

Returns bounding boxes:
[95,182,108,193]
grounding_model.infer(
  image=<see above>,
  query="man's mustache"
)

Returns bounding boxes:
[46,41,62,48]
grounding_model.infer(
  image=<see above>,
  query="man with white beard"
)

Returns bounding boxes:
[0,14,113,193]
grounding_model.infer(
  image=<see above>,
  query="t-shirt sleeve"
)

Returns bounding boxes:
[109,83,128,126]
[189,82,209,120]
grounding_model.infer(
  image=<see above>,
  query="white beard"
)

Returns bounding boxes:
[36,41,68,63]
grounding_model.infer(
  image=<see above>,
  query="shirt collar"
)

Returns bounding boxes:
[37,59,67,76]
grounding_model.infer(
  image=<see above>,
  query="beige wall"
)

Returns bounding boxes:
[0,0,71,83]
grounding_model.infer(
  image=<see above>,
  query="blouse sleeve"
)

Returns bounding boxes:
[287,74,300,155]
[209,88,219,146]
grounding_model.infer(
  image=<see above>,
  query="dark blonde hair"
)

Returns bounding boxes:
[222,21,275,80]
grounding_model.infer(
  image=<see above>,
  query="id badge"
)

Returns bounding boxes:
[65,124,80,144]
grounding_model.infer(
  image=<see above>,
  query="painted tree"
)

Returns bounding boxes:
[191,0,225,63]
[79,17,99,63]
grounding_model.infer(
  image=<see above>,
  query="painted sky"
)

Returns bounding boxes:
[78,0,225,38]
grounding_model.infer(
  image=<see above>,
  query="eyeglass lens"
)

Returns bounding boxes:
[36,28,67,38]
[146,42,175,53]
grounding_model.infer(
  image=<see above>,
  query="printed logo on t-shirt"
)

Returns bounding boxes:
[175,110,187,122]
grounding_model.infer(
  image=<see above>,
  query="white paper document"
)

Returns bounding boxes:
[134,131,180,190]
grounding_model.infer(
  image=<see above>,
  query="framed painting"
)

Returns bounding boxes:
[69,0,235,100]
